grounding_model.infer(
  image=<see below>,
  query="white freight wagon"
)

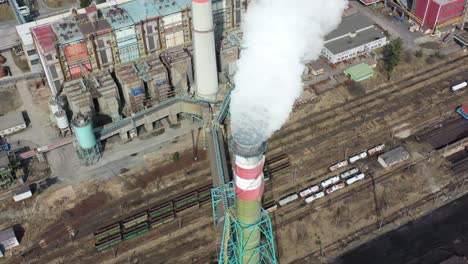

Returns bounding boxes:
[340,167,359,179]
[305,191,325,203]
[329,160,348,171]
[367,143,385,156]
[451,81,467,92]
[278,193,299,206]
[299,185,320,198]
[346,173,366,185]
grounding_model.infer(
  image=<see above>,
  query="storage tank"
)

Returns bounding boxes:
[72,114,96,150]
[54,110,69,130]
[49,97,60,116]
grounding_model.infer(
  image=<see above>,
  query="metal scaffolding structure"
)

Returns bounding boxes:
[211,183,277,264]
[210,85,277,264]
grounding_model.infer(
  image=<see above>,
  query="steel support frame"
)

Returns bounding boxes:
[212,182,277,264]
[77,143,102,166]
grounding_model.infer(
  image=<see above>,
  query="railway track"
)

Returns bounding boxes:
[291,167,468,263]
[14,55,468,263]
[263,62,468,200]
[271,54,468,144]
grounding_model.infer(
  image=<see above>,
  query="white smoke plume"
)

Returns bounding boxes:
[230,0,348,146]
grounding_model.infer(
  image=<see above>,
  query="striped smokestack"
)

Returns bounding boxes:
[192,0,219,101]
[232,140,266,263]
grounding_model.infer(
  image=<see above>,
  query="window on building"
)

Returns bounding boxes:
[46,54,53,61]
[97,40,105,48]
[27,50,36,56]
[148,36,156,51]
[30,59,39,65]
[100,50,108,65]
[54,80,61,91]
[49,65,58,79]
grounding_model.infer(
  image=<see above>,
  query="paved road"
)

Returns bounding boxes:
[0,20,19,47]
[350,1,424,51]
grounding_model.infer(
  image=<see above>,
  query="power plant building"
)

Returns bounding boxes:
[322,13,387,64]
[414,0,466,30]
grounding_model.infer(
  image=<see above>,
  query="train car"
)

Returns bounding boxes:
[299,185,320,198]
[325,182,345,195]
[95,233,122,251]
[149,202,174,219]
[329,160,348,171]
[339,168,359,180]
[456,105,468,120]
[264,201,278,213]
[150,212,175,228]
[122,211,148,229]
[278,193,299,206]
[367,144,385,156]
[122,222,149,240]
[94,222,121,242]
[198,185,212,200]
[174,191,199,211]
[304,191,325,204]
[346,173,365,186]
[349,151,368,164]
[451,81,467,92]
[321,175,340,188]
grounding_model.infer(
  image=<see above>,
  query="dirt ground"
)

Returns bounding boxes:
[0,85,23,114]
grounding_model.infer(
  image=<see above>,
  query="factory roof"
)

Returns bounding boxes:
[0,112,26,132]
[324,26,386,54]
[78,19,112,35]
[102,6,135,29]
[153,0,190,16]
[434,0,458,5]
[0,227,19,251]
[0,152,9,168]
[344,63,374,82]
[325,13,374,42]
[31,24,57,52]
[378,146,410,168]
[52,19,84,44]
[119,1,157,22]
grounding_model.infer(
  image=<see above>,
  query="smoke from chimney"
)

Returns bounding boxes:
[230,0,348,146]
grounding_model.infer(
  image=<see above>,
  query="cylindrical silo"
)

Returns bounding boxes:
[231,139,267,263]
[192,0,219,101]
[54,110,69,130]
[72,115,96,149]
[72,114,100,165]
[49,97,60,116]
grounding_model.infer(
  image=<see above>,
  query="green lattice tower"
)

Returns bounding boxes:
[211,183,277,264]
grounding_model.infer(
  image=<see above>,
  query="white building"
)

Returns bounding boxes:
[322,13,388,64]
[0,227,19,256]
[378,146,410,168]
[0,112,27,137]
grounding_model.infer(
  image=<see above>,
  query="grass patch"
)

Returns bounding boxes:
[0,5,15,22]
[11,51,30,73]
[44,0,76,8]
[419,41,441,49]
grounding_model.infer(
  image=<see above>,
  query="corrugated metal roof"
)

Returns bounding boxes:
[325,13,374,42]
[32,24,56,52]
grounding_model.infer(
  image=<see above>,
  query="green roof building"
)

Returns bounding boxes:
[344,63,374,82]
